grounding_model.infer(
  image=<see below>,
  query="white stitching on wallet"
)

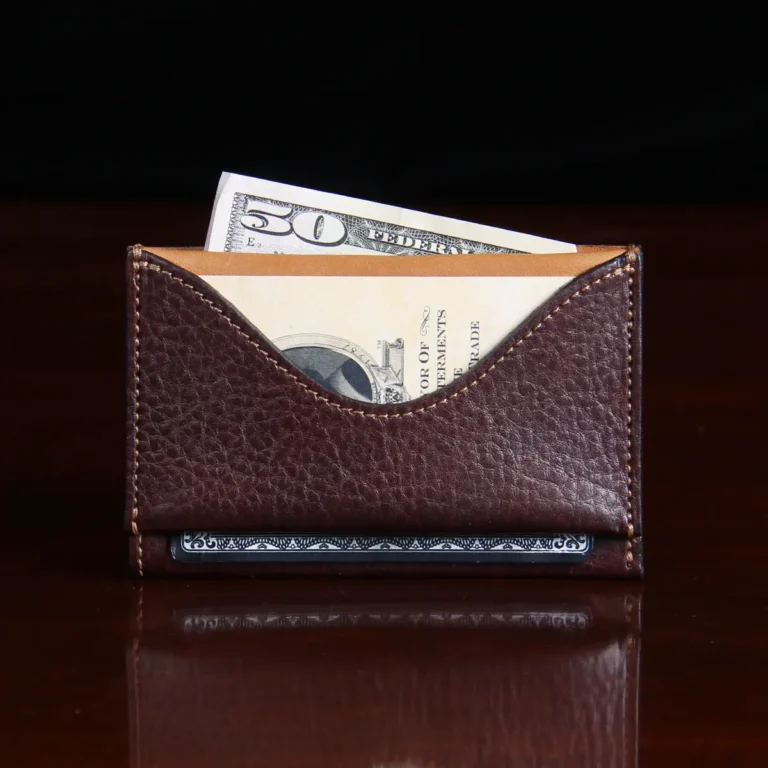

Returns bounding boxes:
[626,264,636,566]
[132,255,636,569]
[131,249,144,577]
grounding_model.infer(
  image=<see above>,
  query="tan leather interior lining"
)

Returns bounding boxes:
[146,247,627,278]
[577,244,627,252]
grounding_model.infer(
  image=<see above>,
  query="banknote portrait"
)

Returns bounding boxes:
[274,334,408,403]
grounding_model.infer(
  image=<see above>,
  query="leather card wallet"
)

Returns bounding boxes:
[126,243,643,577]
[128,581,641,767]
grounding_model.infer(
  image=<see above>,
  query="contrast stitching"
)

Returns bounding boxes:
[134,256,635,563]
[625,264,636,566]
[139,260,632,419]
[131,250,144,577]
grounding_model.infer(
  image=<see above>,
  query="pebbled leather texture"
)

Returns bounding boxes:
[126,247,643,577]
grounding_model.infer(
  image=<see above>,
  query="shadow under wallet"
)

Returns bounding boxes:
[127,580,641,768]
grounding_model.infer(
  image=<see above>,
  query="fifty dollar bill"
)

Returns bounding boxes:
[205,172,575,255]
[203,172,576,403]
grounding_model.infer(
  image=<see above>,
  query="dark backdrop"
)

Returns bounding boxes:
[5,8,767,206]
[3,9,767,573]
[2,16,768,765]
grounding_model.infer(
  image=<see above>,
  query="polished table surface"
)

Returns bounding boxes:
[1,203,766,766]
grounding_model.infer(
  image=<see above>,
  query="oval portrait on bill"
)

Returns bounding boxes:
[273,334,409,404]
[274,334,379,402]
[284,346,373,401]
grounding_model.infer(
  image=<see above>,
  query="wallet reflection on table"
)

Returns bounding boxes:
[128,581,641,768]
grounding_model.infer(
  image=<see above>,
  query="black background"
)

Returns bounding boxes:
[5,7,767,206]
[3,7,767,555]
[3,13,768,765]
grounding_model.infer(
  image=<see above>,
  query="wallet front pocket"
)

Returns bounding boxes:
[126,246,643,577]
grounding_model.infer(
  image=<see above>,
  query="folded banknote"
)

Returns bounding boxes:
[167,250,612,404]
[201,172,582,403]
[206,171,575,255]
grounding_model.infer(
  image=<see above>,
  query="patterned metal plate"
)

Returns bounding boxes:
[170,532,592,564]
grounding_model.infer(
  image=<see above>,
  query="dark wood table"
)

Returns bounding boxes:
[1,203,766,766]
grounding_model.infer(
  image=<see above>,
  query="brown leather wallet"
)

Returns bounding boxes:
[126,244,643,577]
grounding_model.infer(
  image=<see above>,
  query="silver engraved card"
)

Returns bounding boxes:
[170,532,592,564]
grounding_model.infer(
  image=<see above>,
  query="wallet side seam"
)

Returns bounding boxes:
[625,262,636,568]
[131,247,144,576]
[629,247,644,550]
